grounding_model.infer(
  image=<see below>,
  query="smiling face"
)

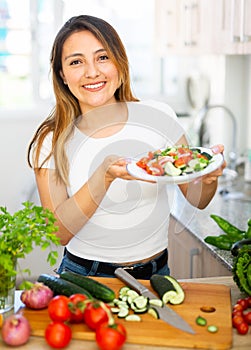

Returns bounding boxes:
[60,30,120,114]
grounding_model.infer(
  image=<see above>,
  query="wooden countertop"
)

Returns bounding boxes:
[1,276,250,350]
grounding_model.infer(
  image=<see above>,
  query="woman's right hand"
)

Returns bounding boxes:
[103,155,135,182]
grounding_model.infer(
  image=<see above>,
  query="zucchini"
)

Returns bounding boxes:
[148,307,159,319]
[60,270,115,302]
[150,274,185,305]
[37,274,93,299]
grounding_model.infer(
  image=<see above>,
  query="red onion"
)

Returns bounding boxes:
[21,282,53,309]
[1,314,30,346]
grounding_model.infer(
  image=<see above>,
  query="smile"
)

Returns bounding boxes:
[83,82,105,89]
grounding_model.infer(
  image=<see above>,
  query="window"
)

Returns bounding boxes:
[0,0,157,110]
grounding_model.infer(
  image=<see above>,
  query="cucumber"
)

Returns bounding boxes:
[60,270,115,302]
[164,162,182,176]
[37,274,93,299]
[150,274,185,305]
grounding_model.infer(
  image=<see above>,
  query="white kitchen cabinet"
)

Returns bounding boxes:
[212,0,251,54]
[168,216,232,279]
[155,0,213,55]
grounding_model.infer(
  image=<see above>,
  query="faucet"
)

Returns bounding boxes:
[193,104,237,170]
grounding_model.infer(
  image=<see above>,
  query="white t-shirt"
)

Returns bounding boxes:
[37,101,185,262]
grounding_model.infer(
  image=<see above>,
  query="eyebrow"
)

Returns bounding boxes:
[64,48,107,61]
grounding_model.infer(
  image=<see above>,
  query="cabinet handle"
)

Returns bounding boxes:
[240,0,251,42]
[184,2,197,47]
[189,248,200,278]
[231,0,241,42]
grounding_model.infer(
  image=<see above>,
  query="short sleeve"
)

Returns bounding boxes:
[30,132,55,169]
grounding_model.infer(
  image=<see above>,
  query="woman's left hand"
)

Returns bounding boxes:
[200,144,226,185]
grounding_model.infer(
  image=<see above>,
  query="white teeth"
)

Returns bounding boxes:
[84,82,104,89]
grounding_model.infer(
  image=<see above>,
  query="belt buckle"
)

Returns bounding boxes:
[122,266,134,271]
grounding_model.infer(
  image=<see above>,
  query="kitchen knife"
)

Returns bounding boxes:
[115,268,195,334]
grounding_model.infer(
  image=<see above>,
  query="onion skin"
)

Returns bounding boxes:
[21,282,53,309]
[1,314,30,346]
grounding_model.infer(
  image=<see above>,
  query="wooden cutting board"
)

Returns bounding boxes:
[21,278,232,350]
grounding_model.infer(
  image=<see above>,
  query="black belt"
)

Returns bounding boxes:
[65,249,168,279]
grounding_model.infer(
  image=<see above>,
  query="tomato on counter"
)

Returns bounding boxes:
[48,295,71,322]
[95,322,127,350]
[45,321,72,348]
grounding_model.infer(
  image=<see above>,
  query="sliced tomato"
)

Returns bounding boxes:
[136,157,149,170]
[174,158,186,168]
[148,162,164,176]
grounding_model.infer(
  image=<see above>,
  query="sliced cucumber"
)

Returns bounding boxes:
[133,296,148,309]
[117,307,130,318]
[164,162,182,176]
[125,314,142,322]
[148,307,160,319]
[119,286,131,296]
[126,290,140,300]
[134,306,148,314]
[149,298,163,307]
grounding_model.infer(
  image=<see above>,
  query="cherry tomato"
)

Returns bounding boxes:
[236,322,249,335]
[48,295,71,322]
[245,296,251,308]
[233,303,244,313]
[244,311,251,325]
[68,294,89,323]
[45,322,72,348]
[232,309,243,318]
[83,300,110,330]
[236,298,249,311]
[95,322,127,350]
[232,315,245,328]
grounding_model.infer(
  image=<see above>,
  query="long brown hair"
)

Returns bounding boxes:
[27,15,139,184]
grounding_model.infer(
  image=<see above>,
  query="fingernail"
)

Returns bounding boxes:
[211,145,220,154]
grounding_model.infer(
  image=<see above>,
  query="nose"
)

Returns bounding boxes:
[84,61,100,78]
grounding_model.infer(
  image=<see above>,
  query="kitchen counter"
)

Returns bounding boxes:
[170,176,251,272]
[0,276,249,350]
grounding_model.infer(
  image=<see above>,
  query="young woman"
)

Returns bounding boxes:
[28,15,226,279]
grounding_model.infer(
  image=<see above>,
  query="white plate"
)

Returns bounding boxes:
[126,147,224,184]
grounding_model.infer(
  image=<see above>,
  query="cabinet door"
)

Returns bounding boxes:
[212,0,251,54]
[155,0,211,55]
[168,216,232,279]
[155,0,180,55]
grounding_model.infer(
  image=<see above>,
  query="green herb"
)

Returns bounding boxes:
[0,201,60,286]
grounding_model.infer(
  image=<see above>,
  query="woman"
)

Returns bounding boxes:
[28,15,225,279]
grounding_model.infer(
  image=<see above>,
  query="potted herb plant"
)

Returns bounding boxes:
[0,201,60,313]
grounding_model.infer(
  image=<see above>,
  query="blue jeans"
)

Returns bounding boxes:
[56,253,170,279]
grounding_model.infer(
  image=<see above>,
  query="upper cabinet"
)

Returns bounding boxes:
[155,0,212,55]
[213,0,251,54]
[155,0,251,55]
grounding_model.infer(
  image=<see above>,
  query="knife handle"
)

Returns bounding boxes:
[114,268,148,294]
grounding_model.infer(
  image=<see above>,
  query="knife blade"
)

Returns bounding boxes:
[115,268,195,334]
